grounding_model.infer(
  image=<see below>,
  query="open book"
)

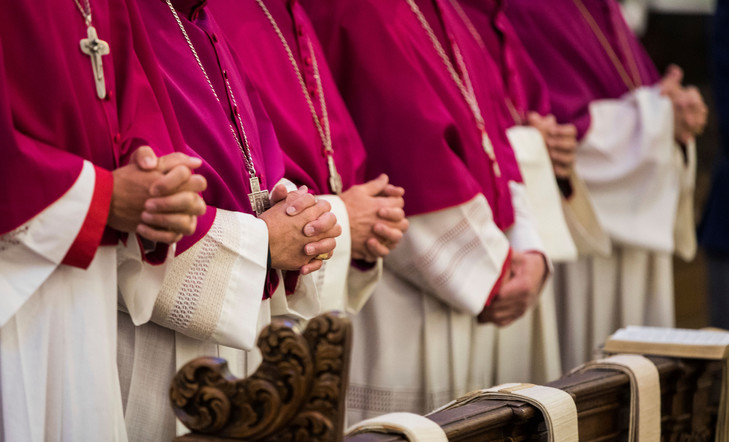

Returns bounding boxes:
[604,326,729,359]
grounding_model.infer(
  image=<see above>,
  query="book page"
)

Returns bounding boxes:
[610,326,729,347]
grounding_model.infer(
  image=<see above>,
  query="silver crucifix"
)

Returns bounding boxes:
[80,25,110,100]
[248,177,271,216]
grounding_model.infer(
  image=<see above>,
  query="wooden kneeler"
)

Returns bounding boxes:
[170,312,352,442]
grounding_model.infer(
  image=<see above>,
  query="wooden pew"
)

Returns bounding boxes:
[170,313,723,441]
[170,312,352,441]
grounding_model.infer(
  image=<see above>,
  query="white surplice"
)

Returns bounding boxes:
[118,192,380,440]
[466,126,575,388]
[0,161,165,442]
[554,85,697,371]
[346,194,514,423]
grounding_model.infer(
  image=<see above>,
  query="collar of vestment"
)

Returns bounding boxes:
[164,0,207,20]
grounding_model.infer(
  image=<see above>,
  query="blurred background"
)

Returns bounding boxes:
[625,0,720,328]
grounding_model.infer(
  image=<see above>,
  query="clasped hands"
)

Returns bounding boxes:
[478,250,547,327]
[261,184,341,275]
[659,65,708,145]
[527,112,578,179]
[340,173,409,263]
[108,146,207,244]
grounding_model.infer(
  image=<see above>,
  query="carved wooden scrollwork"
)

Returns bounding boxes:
[170,312,352,442]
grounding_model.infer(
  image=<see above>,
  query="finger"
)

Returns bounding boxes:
[130,145,159,170]
[157,152,203,173]
[378,183,406,198]
[150,165,192,196]
[136,223,183,244]
[373,222,404,245]
[284,187,318,216]
[366,237,391,258]
[374,217,409,235]
[526,111,544,126]
[553,165,571,179]
[145,192,206,215]
[549,149,575,165]
[303,211,339,237]
[377,206,406,222]
[269,183,290,205]
[304,237,337,257]
[549,123,577,137]
[546,138,577,153]
[297,197,333,223]
[141,212,198,236]
[380,195,405,209]
[358,174,390,196]
[300,258,324,275]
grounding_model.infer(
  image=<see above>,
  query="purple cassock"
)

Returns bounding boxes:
[210,0,367,195]
[0,0,185,266]
[455,0,551,122]
[303,0,521,230]
[505,0,660,138]
[134,0,286,255]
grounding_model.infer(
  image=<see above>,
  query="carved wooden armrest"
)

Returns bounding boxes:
[170,312,352,442]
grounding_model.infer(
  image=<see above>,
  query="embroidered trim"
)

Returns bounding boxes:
[153,211,239,340]
[0,225,30,252]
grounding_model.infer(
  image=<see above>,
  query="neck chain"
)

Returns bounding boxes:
[75,0,110,99]
[448,0,525,125]
[572,0,641,90]
[165,0,271,215]
[254,0,343,194]
[405,0,500,177]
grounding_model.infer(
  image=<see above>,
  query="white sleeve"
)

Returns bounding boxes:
[506,181,546,255]
[140,209,269,351]
[0,161,97,326]
[506,125,578,262]
[673,137,697,261]
[577,85,682,252]
[384,195,510,316]
[313,194,382,314]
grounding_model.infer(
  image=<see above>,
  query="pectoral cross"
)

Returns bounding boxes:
[248,176,271,216]
[327,155,343,195]
[79,25,110,100]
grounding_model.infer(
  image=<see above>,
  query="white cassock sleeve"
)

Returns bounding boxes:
[0,161,110,327]
[507,125,578,262]
[384,194,511,316]
[142,209,269,351]
[577,85,686,253]
[673,137,697,261]
[314,194,382,314]
[506,183,546,254]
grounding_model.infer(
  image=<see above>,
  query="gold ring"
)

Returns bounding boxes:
[316,252,331,260]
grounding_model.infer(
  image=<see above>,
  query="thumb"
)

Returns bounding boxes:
[526,111,543,126]
[131,145,158,170]
[660,64,683,95]
[360,174,390,196]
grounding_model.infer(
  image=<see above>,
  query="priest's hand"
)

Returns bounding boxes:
[477,251,546,327]
[528,112,577,179]
[261,187,342,275]
[109,147,206,243]
[660,65,708,144]
[340,174,408,262]
[131,148,207,243]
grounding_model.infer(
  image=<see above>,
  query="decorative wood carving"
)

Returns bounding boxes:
[170,311,351,442]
